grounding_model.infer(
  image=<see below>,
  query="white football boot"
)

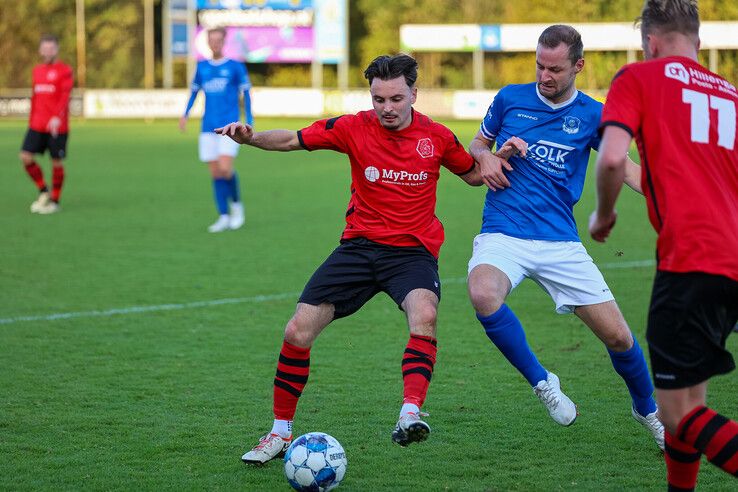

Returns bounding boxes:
[241,433,292,465]
[228,202,245,230]
[632,406,665,451]
[392,412,431,446]
[207,214,230,233]
[533,372,577,426]
[35,200,60,215]
[30,192,50,213]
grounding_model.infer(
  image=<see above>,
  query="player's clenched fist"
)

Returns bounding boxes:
[215,122,253,144]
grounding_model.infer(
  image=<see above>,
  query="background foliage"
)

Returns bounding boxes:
[0,0,737,89]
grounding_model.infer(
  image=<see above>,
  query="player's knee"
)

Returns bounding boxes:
[19,152,33,165]
[283,317,313,347]
[413,302,437,328]
[603,330,633,352]
[468,283,504,316]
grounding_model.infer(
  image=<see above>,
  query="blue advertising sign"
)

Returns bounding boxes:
[172,22,189,56]
[481,25,502,51]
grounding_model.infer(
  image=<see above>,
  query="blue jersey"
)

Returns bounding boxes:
[479,83,602,241]
[190,58,251,132]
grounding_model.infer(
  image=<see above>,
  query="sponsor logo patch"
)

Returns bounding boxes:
[665,62,690,85]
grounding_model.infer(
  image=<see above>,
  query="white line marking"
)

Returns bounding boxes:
[0,259,655,326]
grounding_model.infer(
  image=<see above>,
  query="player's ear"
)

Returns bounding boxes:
[410,86,417,104]
[574,58,584,73]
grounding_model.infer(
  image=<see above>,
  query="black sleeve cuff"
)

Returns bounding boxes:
[297,130,310,151]
[455,162,476,176]
[599,120,634,138]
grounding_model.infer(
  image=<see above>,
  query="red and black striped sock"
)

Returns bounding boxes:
[273,340,310,421]
[24,161,47,191]
[51,165,65,203]
[678,405,738,477]
[401,334,437,408]
[665,431,701,492]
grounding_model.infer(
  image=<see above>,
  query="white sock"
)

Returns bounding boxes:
[400,403,420,418]
[271,419,293,438]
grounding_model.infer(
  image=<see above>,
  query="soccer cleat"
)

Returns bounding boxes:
[632,406,665,451]
[533,372,577,426]
[229,202,245,230]
[392,412,431,446]
[35,201,60,215]
[241,433,292,465]
[30,192,50,213]
[207,214,230,233]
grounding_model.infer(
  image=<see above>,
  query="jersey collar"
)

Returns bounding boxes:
[535,85,579,110]
[208,58,229,66]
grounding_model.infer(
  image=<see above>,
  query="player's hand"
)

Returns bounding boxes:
[178,116,187,132]
[47,117,61,138]
[477,151,513,191]
[588,210,617,242]
[496,136,527,161]
[214,122,253,144]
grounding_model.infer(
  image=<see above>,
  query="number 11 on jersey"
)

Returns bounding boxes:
[682,88,736,150]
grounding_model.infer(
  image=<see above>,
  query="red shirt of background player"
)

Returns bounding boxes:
[29,61,73,134]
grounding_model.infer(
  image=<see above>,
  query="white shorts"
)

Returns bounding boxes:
[468,233,615,314]
[199,132,240,162]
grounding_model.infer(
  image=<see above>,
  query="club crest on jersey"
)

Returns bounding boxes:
[47,70,57,81]
[664,62,690,85]
[416,138,434,158]
[562,116,580,134]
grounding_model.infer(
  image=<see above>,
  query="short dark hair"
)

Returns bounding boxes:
[363,54,418,88]
[638,0,700,38]
[208,27,227,38]
[538,25,583,65]
[40,34,59,45]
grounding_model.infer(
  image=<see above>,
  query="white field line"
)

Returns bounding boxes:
[0,259,655,326]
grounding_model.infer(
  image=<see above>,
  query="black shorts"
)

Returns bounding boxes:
[21,129,68,159]
[647,270,738,389]
[299,237,441,320]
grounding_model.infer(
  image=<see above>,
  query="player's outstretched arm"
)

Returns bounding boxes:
[215,123,302,151]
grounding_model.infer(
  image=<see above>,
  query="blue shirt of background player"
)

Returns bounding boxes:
[185,58,252,132]
[479,82,602,241]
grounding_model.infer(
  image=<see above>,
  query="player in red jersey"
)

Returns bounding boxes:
[590,1,738,489]
[217,54,523,464]
[19,34,73,215]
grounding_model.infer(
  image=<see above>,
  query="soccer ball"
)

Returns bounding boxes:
[284,432,347,491]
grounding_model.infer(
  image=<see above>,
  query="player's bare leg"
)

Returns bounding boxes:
[469,265,576,425]
[242,302,334,465]
[21,151,50,213]
[391,289,438,446]
[575,301,664,449]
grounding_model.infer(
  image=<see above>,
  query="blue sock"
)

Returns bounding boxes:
[212,178,229,215]
[477,305,548,387]
[228,172,241,203]
[608,337,657,416]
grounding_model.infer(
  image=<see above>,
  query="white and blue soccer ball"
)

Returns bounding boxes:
[284,432,347,491]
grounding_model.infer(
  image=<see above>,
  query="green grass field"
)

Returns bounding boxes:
[1,117,736,491]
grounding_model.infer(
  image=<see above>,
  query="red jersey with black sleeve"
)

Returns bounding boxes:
[600,56,738,281]
[29,61,73,134]
[297,109,475,258]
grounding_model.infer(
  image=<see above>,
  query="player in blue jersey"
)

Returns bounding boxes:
[180,27,253,233]
[467,25,664,449]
